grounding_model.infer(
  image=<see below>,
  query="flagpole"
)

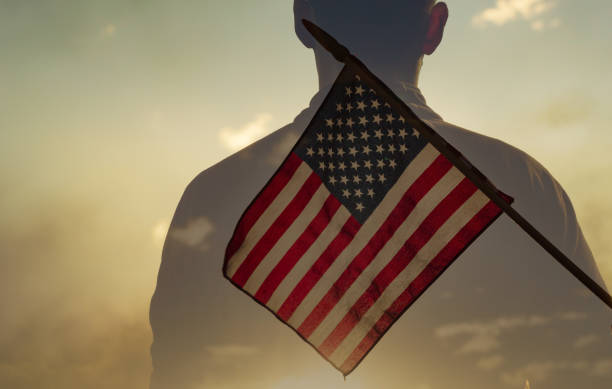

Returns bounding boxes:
[302,19,612,310]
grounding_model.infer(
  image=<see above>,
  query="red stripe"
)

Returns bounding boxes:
[254,195,342,304]
[339,199,503,374]
[231,172,322,287]
[318,178,477,356]
[277,216,361,321]
[297,154,452,339]
[225,153,302,267]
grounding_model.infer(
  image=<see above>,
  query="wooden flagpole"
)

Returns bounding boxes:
[302,19,612,310]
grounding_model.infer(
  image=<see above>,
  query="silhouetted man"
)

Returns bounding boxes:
[150,2,610,388]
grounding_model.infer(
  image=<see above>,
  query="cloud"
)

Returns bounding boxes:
[0,311,151,389]
[591,359,612,376]
[169,216,214,250]
[152,219,170,246]
[207,344,259,358]
[477,354,505,370]
[434,313,584,355]
[535,93,594,128]
[501,360,588,386]
[100,23,117,39]
[501,358,612,386]
[573,334,599,348]
[472,0,558,30]
[219,113,274,151]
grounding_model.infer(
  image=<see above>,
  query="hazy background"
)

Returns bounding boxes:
[1,0,610,388]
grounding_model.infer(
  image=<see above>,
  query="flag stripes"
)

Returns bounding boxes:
[338,199,502,372]
[252,195,342,303]
[225,141,507,373]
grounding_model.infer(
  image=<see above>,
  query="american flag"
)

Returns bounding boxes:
[224,66,512,375]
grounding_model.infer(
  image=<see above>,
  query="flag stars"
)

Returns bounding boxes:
[317,133,324,142]
[356,203,365,212]
[412,128,420,138]
[388,144,396,153]
[358,116,368,126]
[355,85,365,96]
[328,162,335,171]
[377,159,385,168]
[367,188,375,198]
[351,161,360,170]
[342,189,351,198]
[399,116,405,123]
[340,176,349,185]
[319,161,326,170]
[306,147,314,157]
[336,118,343,127]
[327,133,334,141]
[329,176,337,185]
[388,160,397,169]
[353,176,362,185]
[398,129,407,139]
[346,118,355,127]
[371,99,381,109]
[374,129,383,140]
[337,148,346,157]
[364,160,373,169]
[360,131,370,141]
[347,132,356,142]
[338,162,347,171]
[354,188,363,197]
[336,133,344,142]
[345,87,353,96]
[346,103,353,112]
[327,148,334,157]
[376,144,385,154]
[349,146,358,157]
[387,129,395,138]
[372,114,382,125]
[356,101,366,111]
[386,114,394,123]
[399,144,408,154]
[336,103,343,112]
[365,174,374,183]
[378,174,387,183]
[326,119,334,128]
[318,147,325,156]
[362,145,372,155]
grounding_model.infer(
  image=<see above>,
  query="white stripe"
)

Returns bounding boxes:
[225,162,313,278]
[286,144,440,328]
[307,167,464,346]
[329,190,490,366]
[243,184,331,294]
[267,207,351,312]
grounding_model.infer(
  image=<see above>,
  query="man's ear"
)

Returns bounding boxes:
[294,0,316,48]
[422,2,448,55]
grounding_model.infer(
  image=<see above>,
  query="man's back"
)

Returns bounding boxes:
[150,85,611,389]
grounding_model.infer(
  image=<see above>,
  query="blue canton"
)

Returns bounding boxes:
[295,68,429,224]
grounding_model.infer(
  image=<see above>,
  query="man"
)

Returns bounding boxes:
[150,2,610,388]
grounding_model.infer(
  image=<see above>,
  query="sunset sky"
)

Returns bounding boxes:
[1,1,611,388]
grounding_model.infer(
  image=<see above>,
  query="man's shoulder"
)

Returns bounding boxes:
[433,118,605,284]
[430,119,557,196]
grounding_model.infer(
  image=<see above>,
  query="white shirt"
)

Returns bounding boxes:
[150,82,611,389]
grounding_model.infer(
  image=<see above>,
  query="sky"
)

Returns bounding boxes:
[1,0,611,388]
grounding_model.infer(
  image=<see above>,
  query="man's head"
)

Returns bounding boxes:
[294,0,448,85]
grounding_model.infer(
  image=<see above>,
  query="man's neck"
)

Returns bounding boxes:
[314,49,422,92]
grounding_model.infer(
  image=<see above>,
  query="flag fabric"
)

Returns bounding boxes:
[224,65,512,375]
